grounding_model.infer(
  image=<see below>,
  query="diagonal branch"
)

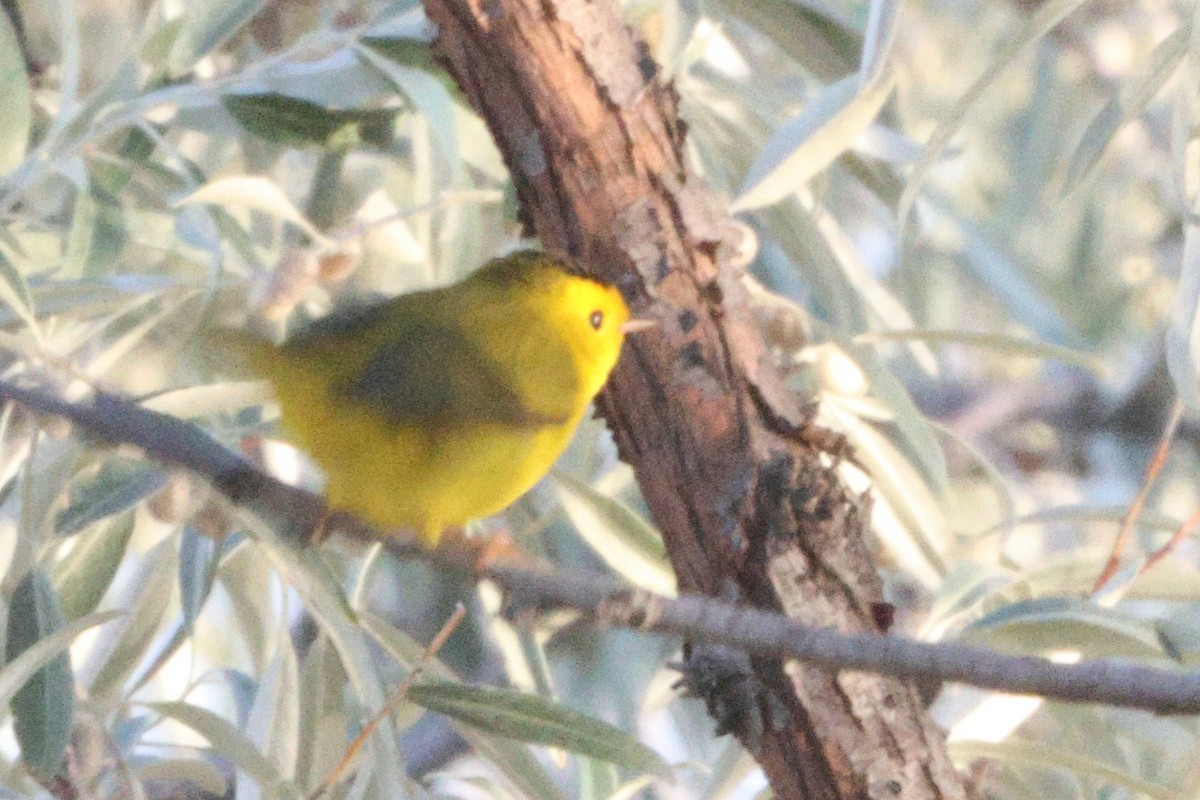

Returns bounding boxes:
[421,1,965,797]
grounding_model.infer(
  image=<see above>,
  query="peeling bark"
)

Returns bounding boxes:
[423,1,972,797]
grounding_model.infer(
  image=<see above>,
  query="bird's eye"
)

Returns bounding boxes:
[589,310,604,330]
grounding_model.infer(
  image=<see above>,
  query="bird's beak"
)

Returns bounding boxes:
[620,318,658,334]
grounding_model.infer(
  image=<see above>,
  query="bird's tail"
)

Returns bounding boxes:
[199,328,281,380]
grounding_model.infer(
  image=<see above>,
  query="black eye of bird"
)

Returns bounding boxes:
[589,310,604,330]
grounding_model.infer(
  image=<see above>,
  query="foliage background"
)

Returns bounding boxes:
[0,0,1197,797]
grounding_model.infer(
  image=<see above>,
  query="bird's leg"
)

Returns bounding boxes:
[311,507,370,545]
[435,525,521,572]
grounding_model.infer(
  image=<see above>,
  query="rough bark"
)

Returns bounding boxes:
[423,1,971,798]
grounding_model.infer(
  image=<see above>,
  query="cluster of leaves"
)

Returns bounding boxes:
[0,0,1197,798]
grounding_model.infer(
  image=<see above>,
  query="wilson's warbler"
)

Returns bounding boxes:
[221,250,647,544]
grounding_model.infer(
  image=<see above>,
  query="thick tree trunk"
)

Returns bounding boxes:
[423,1,971,798]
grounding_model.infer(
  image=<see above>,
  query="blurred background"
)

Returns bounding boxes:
[0,0,1197,797]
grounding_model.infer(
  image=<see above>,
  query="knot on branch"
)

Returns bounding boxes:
[670,640,791,752]
[746,452,864,547]
[596,588,664,629]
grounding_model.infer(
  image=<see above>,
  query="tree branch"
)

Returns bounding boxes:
[3,379,1200,715]
[421,2,964,797]
[490,564,1200,714]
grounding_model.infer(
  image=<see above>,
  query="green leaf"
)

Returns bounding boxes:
[141,381,274,419]
[407,682,673,780]
[17,443,85,544]
[553,471,675,595]
[221,92,398,149]
[960,597,1167,660]
[811,212,935,373]
[850,341,949,489]
[710,0,861,81]
[54,456,168,537]
[897,0,1093,239]
[50,0,81,121]
[0,274,164,331]
[603,775,656,800]
[919,562,1014,640]
[218,541,284,673]
[732,71,894,212]
[6,569,74,777]
[360,612,568,800]
[91,125,159,197]
[244,529,412,797]
[134,759,229,796]
[83,538,177,701]
[1167,195,1200,409]
[167,0,273,77]
[61,185,127,280]
[0,610,121,710]
[175,175,332,248]
[52,512,136,620]
[357,37,444,80]
[992,504,1182,535]
[695,739,760,800]
[579,755,620,800]
[947,740,1175,800]
[952,209,1078,345]
[356,40,460,167]
[1061,24,1189,195]
[178,526,222,632]
[244,649,300,781]
[859,0,902,86]
[453,106,507,181]
[0,242,40,338]
[820,395,950,584]
[854,329,1107,374]
[0,4,31,176]
[294,636,349,793]
[80,292,189,379]
[144,701,284,791]
[142,17,186,73]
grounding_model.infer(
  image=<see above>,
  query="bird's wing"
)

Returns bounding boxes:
[336,324,570,428]
[285,295,395,350]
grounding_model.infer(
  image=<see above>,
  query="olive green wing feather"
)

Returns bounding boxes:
[336,324,570,428]
[285,295,396,350]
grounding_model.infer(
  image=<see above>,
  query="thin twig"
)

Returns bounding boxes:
[1093,398,1184,591]
[484,565,1200,714]
[307,604,467,800]
[1142,505,1200,575]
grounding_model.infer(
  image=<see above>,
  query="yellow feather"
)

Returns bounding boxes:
[211,251,636,544]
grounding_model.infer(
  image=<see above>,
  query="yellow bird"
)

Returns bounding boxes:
[221,250,646,544]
